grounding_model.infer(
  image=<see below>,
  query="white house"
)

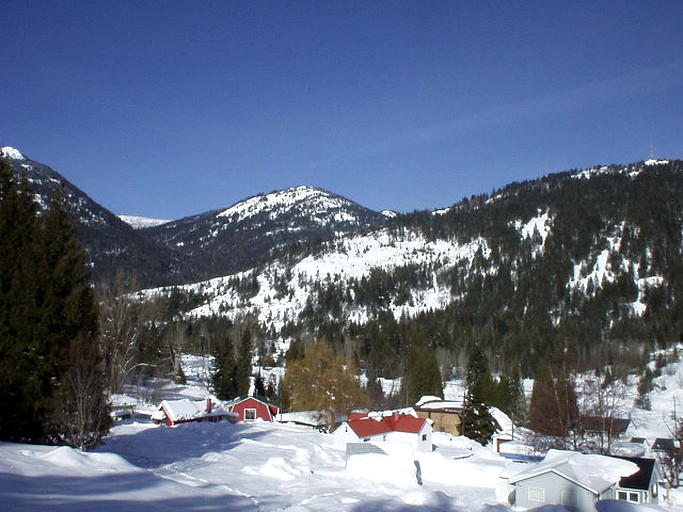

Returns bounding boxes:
[332,411,432,453]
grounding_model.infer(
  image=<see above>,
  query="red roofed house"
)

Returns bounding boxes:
[229,396,279,422]
[332,412,432,453]
[152,398,235,426]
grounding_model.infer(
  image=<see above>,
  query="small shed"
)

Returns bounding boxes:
[229,396,279,422]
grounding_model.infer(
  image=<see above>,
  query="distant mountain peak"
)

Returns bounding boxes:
[216,185,359,224]
[1,146,26,160]
[118,215,171,230]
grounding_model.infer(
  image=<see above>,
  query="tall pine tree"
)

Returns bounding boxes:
[0,159,44,442]
[0,162,109,448]
[402,347,443,405]
[40,190,111,448]
[211,335,238,400]
[462,347,497,445]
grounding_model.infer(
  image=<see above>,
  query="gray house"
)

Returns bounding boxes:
[508,450,638,511]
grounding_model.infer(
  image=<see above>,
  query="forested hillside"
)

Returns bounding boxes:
[152,159,683,379]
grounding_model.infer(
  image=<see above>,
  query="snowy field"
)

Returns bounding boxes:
[0,420,511,511]
[2,353,683,510]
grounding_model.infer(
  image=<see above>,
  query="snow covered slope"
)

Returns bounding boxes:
[142,185,390,280]
[118,215,170,229]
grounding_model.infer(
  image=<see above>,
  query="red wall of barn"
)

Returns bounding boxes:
[233,398,274,422]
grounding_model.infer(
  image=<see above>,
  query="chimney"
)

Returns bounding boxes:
[206,398,212,413]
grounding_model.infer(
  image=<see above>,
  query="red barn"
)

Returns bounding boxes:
[229,397,279,422]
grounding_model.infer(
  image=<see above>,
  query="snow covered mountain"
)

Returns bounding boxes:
[145,159,683,375]
[1,146,177,286]
[141,185,390,280]
[1,148,388,285]
[6,145,683,373]
[119,215,170,230]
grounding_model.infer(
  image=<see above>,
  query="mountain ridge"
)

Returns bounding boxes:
[140,183,390,280]
[1,147,390,285]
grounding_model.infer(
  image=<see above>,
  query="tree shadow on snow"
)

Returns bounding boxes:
[0,469,272,511]
[97,421,269,469]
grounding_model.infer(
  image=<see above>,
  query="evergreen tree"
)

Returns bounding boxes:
[0,167,109,447]
[211,335,238,400]
[253,373,267,399]
[236,329,253,396]
[0,159,44,442]
[494,366,527,424]
[40,191,110,448]
[402,347,443,405]
[462,348,497,445]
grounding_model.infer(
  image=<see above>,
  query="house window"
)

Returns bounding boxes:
[528,487,545,502]
[618,491,628,500]
[244,408,257,421]
[363,437,370,442]
[421,434,428,441]
[629,492,639,503]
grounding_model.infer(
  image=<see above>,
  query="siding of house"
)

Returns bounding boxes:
[231,398,277,422]
[332,422,364,446]
[514,471,611,512]
[415,409,462,436]
[332,416,432,452]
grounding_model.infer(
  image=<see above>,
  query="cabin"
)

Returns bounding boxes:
[414,396,463,436]
[579,415,631,451]
[228,396,279,422]
[614,456,660,504]
[508,450,638,511]
[652,437,679,458]
[152,398,234,426]
[332,411,432,453]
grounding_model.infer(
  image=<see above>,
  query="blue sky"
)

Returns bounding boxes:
[3,1,683,220]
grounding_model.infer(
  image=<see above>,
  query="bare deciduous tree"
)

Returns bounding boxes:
[98,272,155,393]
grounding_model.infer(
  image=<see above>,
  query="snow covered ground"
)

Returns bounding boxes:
[0,419,511,511]
[2,352,683,510]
